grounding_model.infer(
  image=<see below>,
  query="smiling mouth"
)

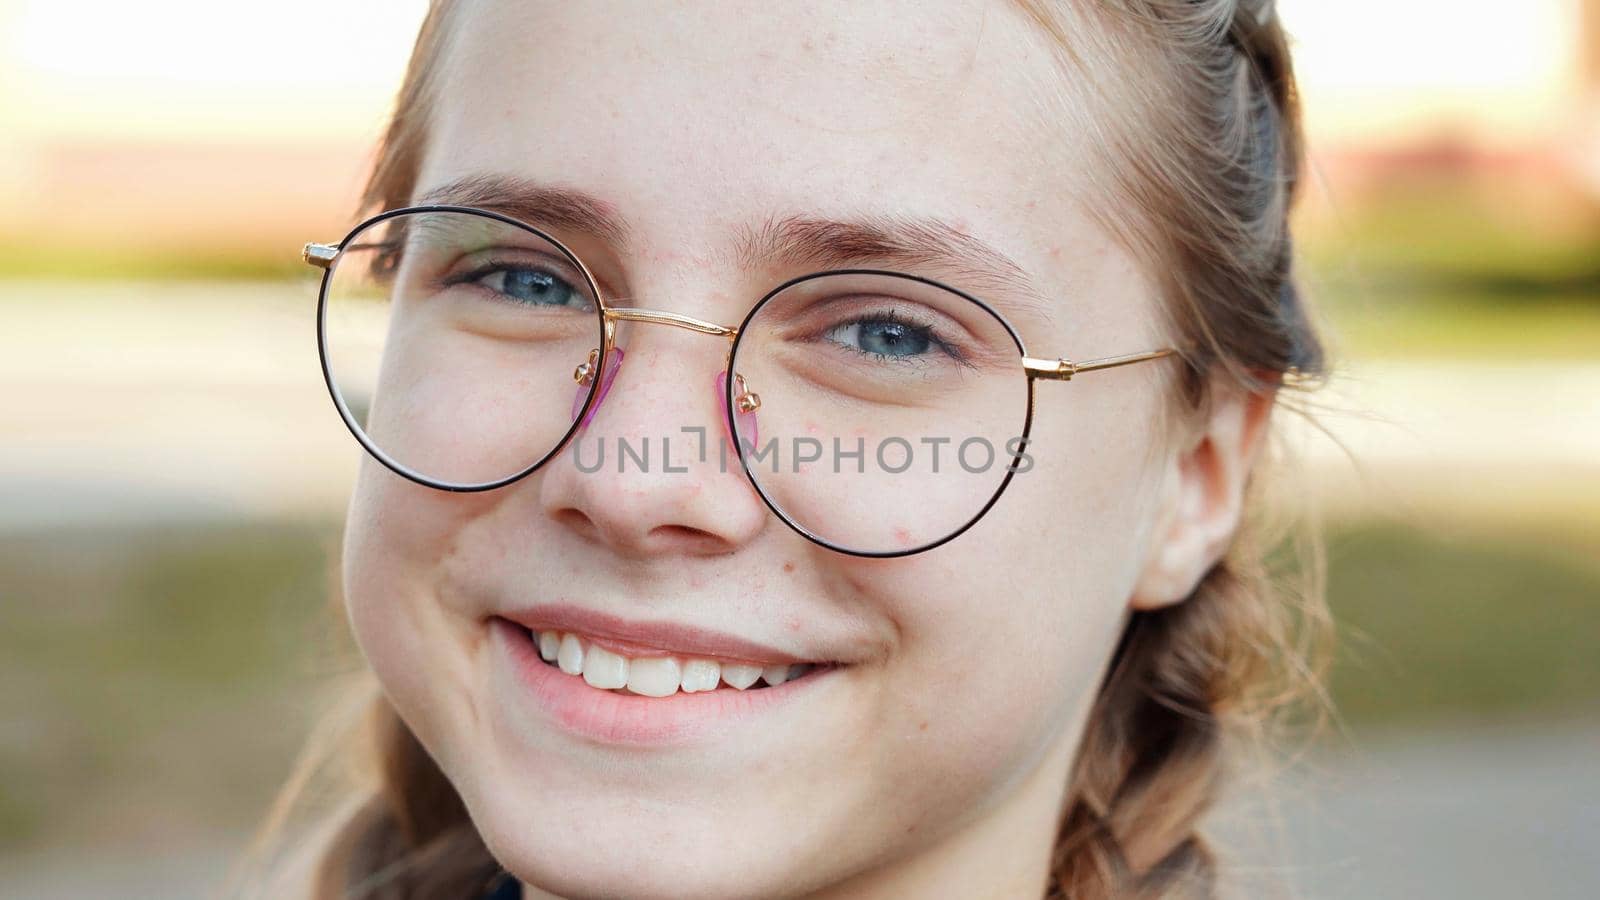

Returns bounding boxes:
[502,619,832,698]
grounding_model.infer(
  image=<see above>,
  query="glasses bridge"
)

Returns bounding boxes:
[604,307,737,338]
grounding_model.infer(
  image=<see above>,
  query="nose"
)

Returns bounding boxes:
[540,331,770,559]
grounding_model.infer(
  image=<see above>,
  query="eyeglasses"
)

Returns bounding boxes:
[305,206,1176,558]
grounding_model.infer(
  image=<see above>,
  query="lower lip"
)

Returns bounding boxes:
[489,616,836,746]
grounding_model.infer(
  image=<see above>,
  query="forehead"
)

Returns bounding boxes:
[421,0,1140,340]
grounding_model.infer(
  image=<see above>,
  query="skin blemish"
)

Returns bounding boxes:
[894,526,912,546]
[783,560,796,573]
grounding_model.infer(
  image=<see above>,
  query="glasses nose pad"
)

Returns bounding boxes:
[716,369,760,448]
[571,346,624,430]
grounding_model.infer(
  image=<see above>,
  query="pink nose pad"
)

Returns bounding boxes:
[571,347,624,429]
[716,369,759,448]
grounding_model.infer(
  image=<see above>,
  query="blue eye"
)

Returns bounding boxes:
[826,318,933,358]
[476,266,588,308]
[818,304,977,366]
[441,258,595,311]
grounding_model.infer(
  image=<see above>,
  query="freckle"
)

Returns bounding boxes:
[919,721,928,731]
[783,560,795,573]
[1048,246,1061,258]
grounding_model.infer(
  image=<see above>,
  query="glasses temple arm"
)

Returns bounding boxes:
[1023,348,1177,381]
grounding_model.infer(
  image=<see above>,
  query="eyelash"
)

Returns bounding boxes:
[441,258,588,303]
[824,307,972,367]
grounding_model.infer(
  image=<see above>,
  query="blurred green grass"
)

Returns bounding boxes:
[1302,182,1600,360]
[1313,288,1600,359]
[2,515,1598,848]
[1304,182,1600,284]
[1325,519,1600,728]
[0,523,342,849]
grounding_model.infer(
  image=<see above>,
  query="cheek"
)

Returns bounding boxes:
[344,461,438,642]
[341,460,494,762]
[843,542,1126,836]
[853,406,1158,819]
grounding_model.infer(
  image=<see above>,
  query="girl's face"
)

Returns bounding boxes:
[344,1,1183,896]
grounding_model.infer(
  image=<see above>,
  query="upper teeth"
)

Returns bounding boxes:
[537,630,810,695]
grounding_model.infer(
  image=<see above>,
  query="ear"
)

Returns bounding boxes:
[1130,383,1276,611]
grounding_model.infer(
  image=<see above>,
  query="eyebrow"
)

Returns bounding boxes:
[419,173,631,245]
[416,172,1054,327]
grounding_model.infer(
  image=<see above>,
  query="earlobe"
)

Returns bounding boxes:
[1129,386,1275,611]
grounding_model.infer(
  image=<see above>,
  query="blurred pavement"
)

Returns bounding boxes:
[1215,720,1600,899]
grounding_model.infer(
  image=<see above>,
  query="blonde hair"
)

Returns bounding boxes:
[239,2,1330,897]
[1010,2,1330,896]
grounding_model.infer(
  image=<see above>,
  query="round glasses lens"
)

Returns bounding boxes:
[727,272,1032,555]
[319,209,606,487]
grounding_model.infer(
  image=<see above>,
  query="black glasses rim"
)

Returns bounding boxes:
[724,268,1037,558]
[315,205,608,493]
[317,204,1041,556]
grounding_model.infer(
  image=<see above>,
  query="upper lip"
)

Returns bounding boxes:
[498,602,820,666]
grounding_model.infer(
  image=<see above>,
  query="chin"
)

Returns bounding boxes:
[462,780,834,900]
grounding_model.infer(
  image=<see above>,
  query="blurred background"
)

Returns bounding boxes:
[1,1,1596,897]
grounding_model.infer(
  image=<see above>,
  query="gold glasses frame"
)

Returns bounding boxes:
[306,205,1177,558]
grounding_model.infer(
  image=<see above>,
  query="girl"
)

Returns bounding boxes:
[256,1,1328,897]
